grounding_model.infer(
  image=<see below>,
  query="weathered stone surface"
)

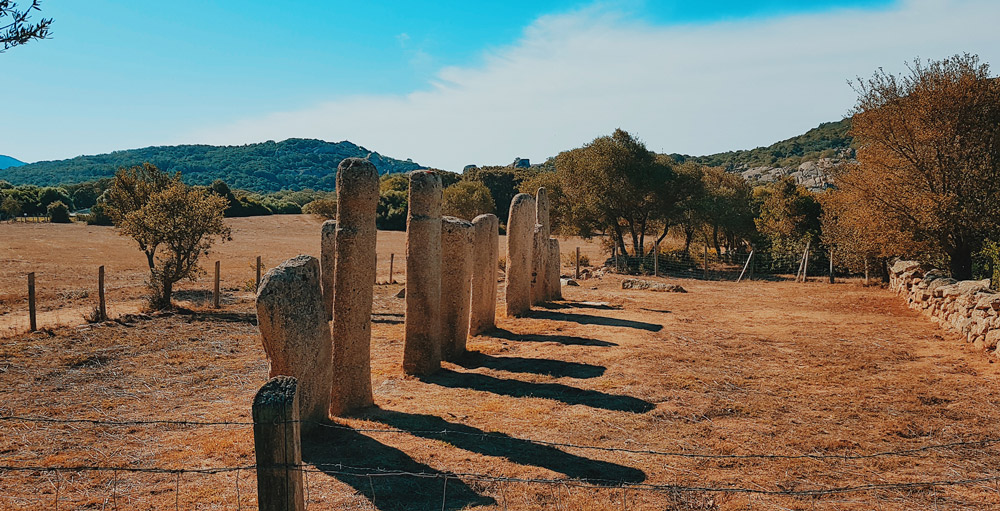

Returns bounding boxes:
[404,170,443,375]
[621,278,687,293]
[988,330,1000,351]
[440,216,474,360]
[891,260,921,275]
[548,237,562,300]
[534,188,551,302]
[505,193,535,317]
[256,255,332,425]
[330,158,379,415]
[321,220,337,321]
[469,214,499,336]
[562,278,580,286]
[531,224,546,305]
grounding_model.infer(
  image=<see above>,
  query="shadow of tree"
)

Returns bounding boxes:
[302,426,495,511]
[361,408,646,484]
[535,301,622,311]
[455,352,606,379]
[528,310,663,332]
[420,369,655,413]
[488,328,618,347]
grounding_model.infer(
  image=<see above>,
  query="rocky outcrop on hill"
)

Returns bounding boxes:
[738,156,853,191]
[890,261,1000,353]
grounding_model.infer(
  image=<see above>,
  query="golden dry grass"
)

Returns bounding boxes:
[3,217,1000,510]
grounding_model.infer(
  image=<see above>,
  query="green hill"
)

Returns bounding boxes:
[0,139,422,192]
[0,155,26,170]
[670,118,853,170]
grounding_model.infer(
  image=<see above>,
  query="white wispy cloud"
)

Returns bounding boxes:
[180,0,1000,170]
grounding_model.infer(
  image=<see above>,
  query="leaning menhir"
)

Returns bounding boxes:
[469,213,499,335]
[329,158,379,415]
[440,216,474,360]
[505,193,535,317]
[256,255,333,426]
[403,170,444,375]
[320,220,337,321]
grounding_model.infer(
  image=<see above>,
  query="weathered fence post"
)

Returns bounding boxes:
[27,272,36,332]
[404,170,443,375]
[389,253,395,284]
[829,249,835,284]
[330,158,379,415]
[703,247,709,280]
[575,247,580,280]
[653,241,659,277]
[98,266,107,321]
[253,376,305,511]
[802,242,811,282]
[256,256,262,291]
[213,261,221,308]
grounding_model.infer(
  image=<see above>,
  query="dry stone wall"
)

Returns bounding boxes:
[890,261,1000,352]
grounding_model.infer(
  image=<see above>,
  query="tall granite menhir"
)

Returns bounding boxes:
[329,158,379,415]
[532,187,550,305]
[548,237,562,300]
[505,193,535,317]
[255,255,332,426]
[441,216,474,360]
[469,213,499,335]
[404,170,443,375]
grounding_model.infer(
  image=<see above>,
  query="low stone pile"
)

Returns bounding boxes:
[889,260,1000,351]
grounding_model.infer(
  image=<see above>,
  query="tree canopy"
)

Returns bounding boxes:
[1,0,51,52]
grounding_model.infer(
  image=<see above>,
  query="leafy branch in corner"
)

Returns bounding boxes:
[1,0,52,52]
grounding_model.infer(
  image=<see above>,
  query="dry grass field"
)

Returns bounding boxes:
[3,216,1000,510]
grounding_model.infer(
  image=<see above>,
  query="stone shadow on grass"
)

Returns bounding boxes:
[535,301,621,311]
[362,408,646,484]
[302,426,494,511]
[455,352,606,379]
[528,310,663,332]
[420,369,655,413]
[489,328,618,347]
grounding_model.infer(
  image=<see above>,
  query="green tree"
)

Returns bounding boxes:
[302,197,337,219]
[1,195,21,221]
[105,163,231,309]
[442,180,495,221]
[46,200,69,223]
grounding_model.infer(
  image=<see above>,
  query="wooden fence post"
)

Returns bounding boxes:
[253,376,305,511]
[98,266,107,321]
[389,253,395,284]
[703,247,709,280]
[802,242,811,283]
[256,256,262,291]
[653,241,659,277]
[213,261,221,308]
[829,249,835,284]
[27,272,36,332]
[575,247,580,280]
[737,250,754,283]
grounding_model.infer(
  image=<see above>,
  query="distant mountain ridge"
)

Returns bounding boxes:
[0,139,423,193]
[0,155,26,170]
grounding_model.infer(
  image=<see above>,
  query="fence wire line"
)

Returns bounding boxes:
[2,463,1000,497]
[2,414,999,461]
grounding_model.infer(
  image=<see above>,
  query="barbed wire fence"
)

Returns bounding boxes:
[4,392,1000,511]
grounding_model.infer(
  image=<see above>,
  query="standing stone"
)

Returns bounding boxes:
[532,188,550,304]
[505,193,535,317]
[256,255,332,425]
[404,170,443,375]
[330,158,379,416]
[548,238,562,300]
[469,214,499,335]
[440,216,474,361]
[320,220,337,321]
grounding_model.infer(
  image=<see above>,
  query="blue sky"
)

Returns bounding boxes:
[3,0,1000,170]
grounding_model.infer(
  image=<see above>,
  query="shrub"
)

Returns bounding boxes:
[303,198,337,219]
[47,200,71,223]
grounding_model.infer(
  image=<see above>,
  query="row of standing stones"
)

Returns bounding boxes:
[255,158,564,426]
[889,260,1000,353]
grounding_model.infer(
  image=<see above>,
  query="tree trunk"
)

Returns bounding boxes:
[683,227,694,260]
